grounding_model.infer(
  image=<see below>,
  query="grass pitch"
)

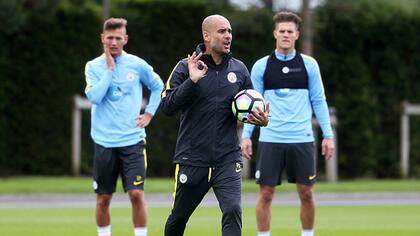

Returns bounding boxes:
[1,177,420,193]
[1,177,419,235]
[0,205,419,236]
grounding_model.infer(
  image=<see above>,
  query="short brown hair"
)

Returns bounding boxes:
[103,18,127,32]
[273,12,302,29]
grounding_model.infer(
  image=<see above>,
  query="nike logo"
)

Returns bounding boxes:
[309,175,316,180]
[133,176,143,186]
[133,180,144,186]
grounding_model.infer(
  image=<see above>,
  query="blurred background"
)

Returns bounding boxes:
[0,0,419,180]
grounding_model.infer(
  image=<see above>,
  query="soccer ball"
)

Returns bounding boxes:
[232,89,265,123]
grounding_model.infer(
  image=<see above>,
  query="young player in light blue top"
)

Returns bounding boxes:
[85,42,163,148]
[241,12,335,236]
[241,49,333,143]
[84,18,163,236]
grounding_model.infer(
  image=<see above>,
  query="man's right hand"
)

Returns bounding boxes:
[104,44,115,71]
[187,51,208,83]
[241,138,253,160]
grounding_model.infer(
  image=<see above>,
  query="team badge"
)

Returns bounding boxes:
[227,72,237,83]
[235,162,242,173]
[126,71,137,81]
[93,181,98,190]
[282,66,290,74]
[179,173,188,183]
[255,170,261,179]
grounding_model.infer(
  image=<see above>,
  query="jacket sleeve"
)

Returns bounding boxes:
[160,60,197,116]
[84,62,112,104]
[242,59,265,139]
[138,62,164,116]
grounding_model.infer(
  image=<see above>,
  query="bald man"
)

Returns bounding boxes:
[161,15,269,236]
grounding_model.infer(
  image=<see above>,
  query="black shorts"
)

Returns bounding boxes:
[171,162,242,211]
[166,162,242,235]
[93,141,147,194]
[255,142,315,186]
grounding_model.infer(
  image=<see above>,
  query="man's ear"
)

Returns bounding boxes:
[295,30,300,40]
[124,35,128,45]
[203,31,210,42]
[101,33,105,44]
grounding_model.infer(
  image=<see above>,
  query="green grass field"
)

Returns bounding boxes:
[1,178,419,235]
[1,205,419,236]
[1,177,420,193]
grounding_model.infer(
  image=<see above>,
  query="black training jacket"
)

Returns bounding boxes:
[160,44,253,167]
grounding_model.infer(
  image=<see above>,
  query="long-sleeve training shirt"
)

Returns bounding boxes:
[242,50,333,143]
[85,51,164,147]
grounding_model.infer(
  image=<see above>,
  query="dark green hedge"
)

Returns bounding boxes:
[0,1,101,175]
[314,0,420,177]
[1,0,419,178]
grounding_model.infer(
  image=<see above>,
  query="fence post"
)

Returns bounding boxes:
[401,101,409,178]
[326,107,338,182]
[312,107,338,182]
[72,96,82,176]
[71,95,92,176]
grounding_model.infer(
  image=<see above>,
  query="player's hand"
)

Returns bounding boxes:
[241,138,253,160]
[135,112,153,128]
[187,51,208,83]
[248,103,270,127]
[322,138,335,160]
[104,44,115,71]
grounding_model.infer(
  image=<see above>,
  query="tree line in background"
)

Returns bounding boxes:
[0,0,419,178]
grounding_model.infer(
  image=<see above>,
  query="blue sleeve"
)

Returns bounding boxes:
[305,56,334,138]
[242,58,266,139]
[138,61,164,116]
[84,62,112,104]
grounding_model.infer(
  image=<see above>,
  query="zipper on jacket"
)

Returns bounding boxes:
[114,58,122,113]
[212,71,220,165]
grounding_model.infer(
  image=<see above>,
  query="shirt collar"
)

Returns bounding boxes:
[274,49,296,61]
[101,50,127,62]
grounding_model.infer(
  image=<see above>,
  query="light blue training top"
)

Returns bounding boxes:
[85,51,164,148]
[242,50,333,143]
